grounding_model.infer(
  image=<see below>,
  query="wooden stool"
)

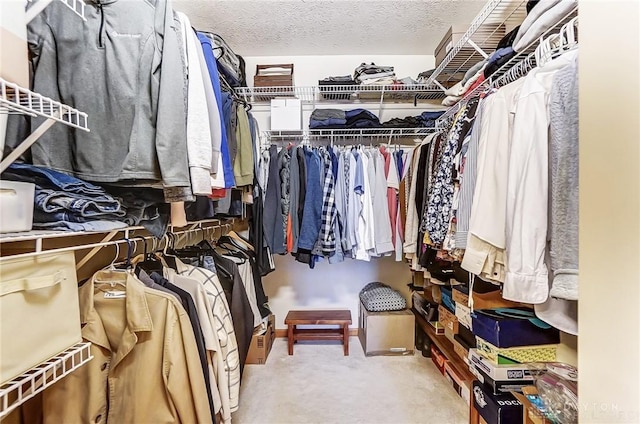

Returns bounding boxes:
[284,310,352,356]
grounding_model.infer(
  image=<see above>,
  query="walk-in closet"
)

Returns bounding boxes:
[0,0,638,423]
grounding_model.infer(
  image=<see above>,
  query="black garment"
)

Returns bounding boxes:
[382,116,423,128]
[217,235,271,320]
[263,145,282,253]
[186,196,216,221]
[344,110,381,128]
[103,186,170,238]
[527,0,540,13]
[297,147,307,233]
[250,183,274,277]
[414,142,432,247]
[146,271,217,423]
[210,253,254,375]
[496,25,521,50]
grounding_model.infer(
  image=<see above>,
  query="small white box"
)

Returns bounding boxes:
[0,180,34,233]
[270,98,302,131]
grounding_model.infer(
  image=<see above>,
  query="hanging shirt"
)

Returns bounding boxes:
[461,78,525,284]
[372,150,394,255]
[41,271,212,424]
[197,33,236,188]
[503,50,578,304]
[175,259,241,415]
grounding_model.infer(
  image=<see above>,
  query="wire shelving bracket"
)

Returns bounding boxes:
[0,342,93,419]
[26,0,87,22]
[0,78,90,173]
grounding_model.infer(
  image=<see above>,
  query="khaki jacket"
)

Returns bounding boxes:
[42,270,213,424]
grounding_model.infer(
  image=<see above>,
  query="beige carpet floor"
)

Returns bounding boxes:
[233,338,469,424]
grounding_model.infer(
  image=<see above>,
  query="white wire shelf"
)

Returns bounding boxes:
[236,84,445,103]
[435,6,578,127]
[426,0,528,87]
[0,342,92,420]
[26,0,87,22]
[0,78,89,131]
[262,128,437,144]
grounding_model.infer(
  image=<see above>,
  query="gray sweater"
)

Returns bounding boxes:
[548,53,579,300]
[5,0,189,188]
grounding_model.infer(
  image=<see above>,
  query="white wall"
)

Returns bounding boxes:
[579,1,640,422]
[264,255,412,330]
[250,54,431,328]
[244,54,445,131]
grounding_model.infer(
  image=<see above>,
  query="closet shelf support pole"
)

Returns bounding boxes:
[466,39,489,59]
[432,79,447,92]
[75,231,119,271]
[0,116,58,173]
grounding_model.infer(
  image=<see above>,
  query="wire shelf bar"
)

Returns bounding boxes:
[0,343,93,420]
[435,6,578,128]
[425,0,529,88]
[236,84,445,103]
[0,78,89,131]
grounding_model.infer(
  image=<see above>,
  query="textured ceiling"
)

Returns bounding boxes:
[173,0,485,56]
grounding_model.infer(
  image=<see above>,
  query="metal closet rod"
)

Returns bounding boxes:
[0,219,236,262]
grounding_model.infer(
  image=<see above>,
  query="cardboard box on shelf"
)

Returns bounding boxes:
[445,327,456,345]
[468,349,534,382]
[430,344,447,375]
[475,337,558,365]
[359,302,415,356]
[438,305,459,334]
[455,302,472,330]
[246,315,276,365]
[444,362,472,405]
[472,380,523,424]
[434,24,506,66]
[470,363,534,395]
[453,339,469,365]
[270,98,302,131]
[429,320,446,335]
[512,387,552,424]
[471,308,560,348]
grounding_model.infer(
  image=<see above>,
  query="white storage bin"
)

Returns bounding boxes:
[0,251,82,384]
[0,180,35,233]
[270,98,302,131]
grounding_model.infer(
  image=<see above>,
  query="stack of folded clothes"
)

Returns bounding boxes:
[309,108,381,129]
[353,63,396,85]
[1,163,171,236]
[2,163,127,232]
[381,111,445,128]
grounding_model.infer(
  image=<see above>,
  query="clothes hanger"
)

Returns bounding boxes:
[132,235,164,275]
[93,242,128,289]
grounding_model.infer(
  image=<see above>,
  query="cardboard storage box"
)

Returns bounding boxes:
[0,0,29,87]
[434,24,506,66]
[453,338,469,365]
[471,308,560,348]
[430,344,447,375]
[438,305,459,333]
[246,315,276,364]
[444,362,472,405]
[0,251,82,384]
[471,363,533,395]
[472,380,523,424]
[512,387,552,424]
[476,337,558,364]
[359,302,414,356]
[270,98,302,131]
